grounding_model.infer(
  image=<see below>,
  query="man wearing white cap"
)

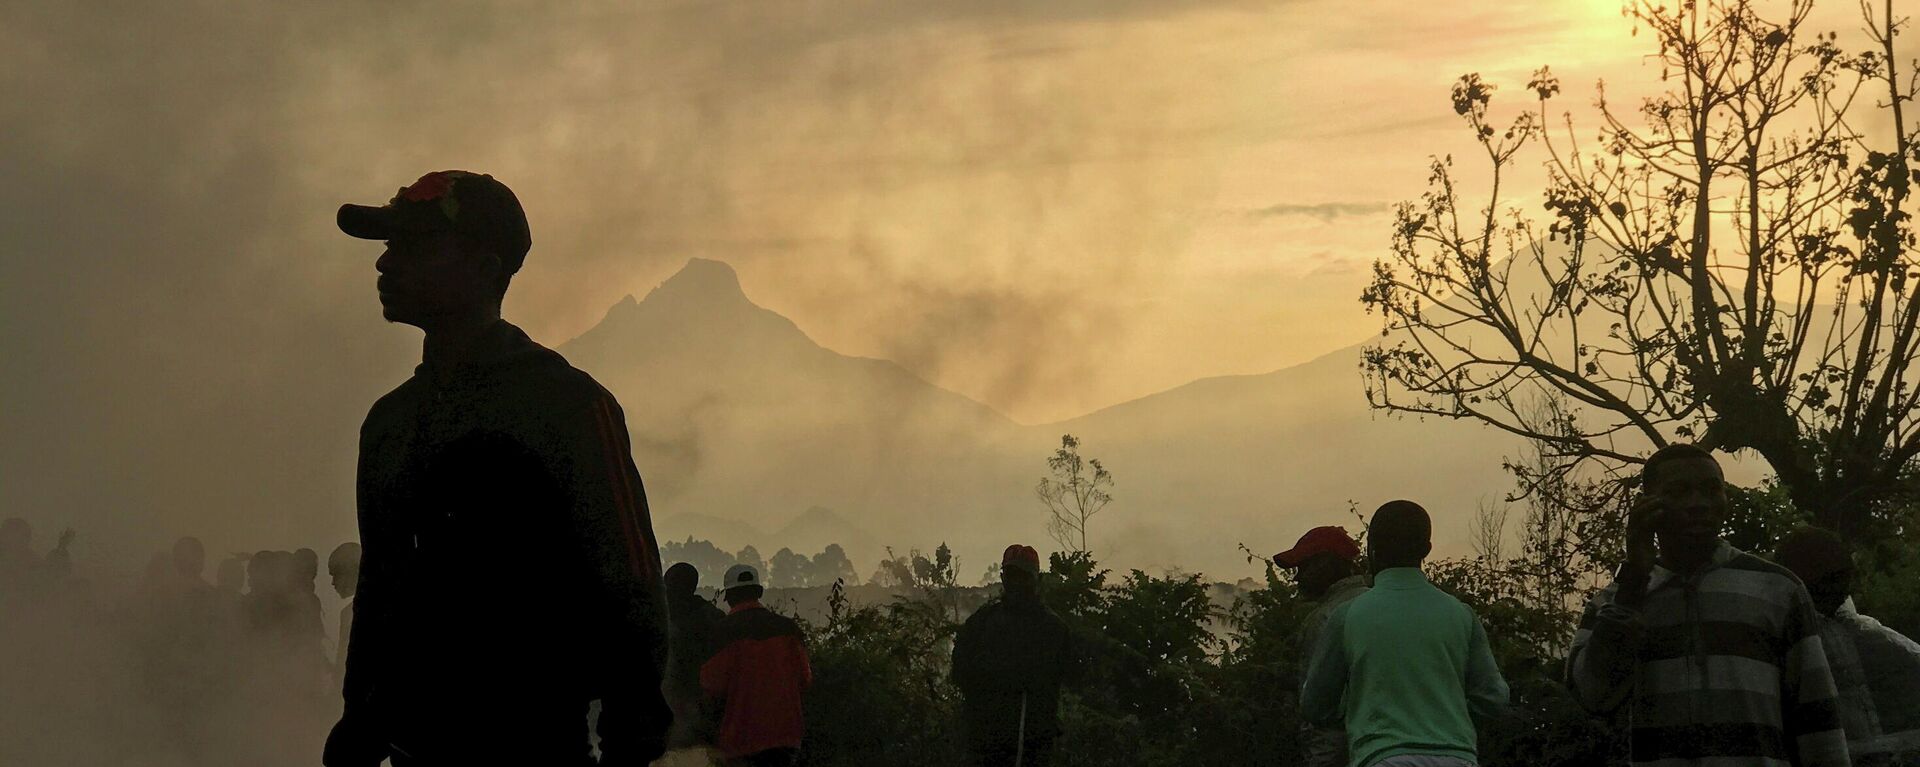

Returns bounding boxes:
[701,564,813,766]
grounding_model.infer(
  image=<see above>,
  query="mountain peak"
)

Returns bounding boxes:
[651,258,746,303]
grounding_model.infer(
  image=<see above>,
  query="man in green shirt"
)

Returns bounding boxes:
[1300,500,1508,767]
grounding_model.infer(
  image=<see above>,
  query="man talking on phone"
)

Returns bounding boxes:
[1565,444,1850,767]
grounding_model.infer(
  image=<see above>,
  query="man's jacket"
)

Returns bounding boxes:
[1566,541,1850,767]
[335,321,668,763]
[1300,567,1508,767]
[952,593,1076,750]
[700,600,812,758]
[1299,575,1370,767]
[667,591,727,699]
[1818,597,1920,763]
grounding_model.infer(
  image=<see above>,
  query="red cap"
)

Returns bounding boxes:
[1002,544,1041,575]
[1273,526,1360,568]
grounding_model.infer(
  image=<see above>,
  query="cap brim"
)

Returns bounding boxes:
[1272,549,1306,568]
[337,203,447,240]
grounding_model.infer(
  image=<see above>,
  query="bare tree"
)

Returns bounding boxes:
[1036,434,1114,553]
[1362,0,1920,538]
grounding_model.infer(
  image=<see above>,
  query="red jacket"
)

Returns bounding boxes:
[700,601,812,757]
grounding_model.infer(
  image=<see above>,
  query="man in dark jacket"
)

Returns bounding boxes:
[702,564,812,766]
[664,562,726,749]
[322,170,671,766]
[953,544,1075,767]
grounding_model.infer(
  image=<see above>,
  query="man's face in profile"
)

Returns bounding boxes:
[330,563,357,599]
[374,232,493,327]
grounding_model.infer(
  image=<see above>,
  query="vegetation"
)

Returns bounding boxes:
[1036,435,1115,553]
[1360,0,1920,540]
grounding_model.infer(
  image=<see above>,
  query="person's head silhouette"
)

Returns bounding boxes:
[1274,526,1362,600]
[721,564,762,608]
[1777,526,1853,616]
[1367,500,1432,574]
[328,543,361,599]
[294,548,320,590]
[338,171,531,332]
[664,562,700,597]
[173,536,206,581]
[999,544,1041,600]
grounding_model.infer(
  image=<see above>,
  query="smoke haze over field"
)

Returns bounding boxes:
[1,0,1871,576]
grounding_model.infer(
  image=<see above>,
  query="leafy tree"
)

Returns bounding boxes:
[1036,434,1114,553]
[1361,0,1920,540]
[812,543,860,587]
[770,547,813,588]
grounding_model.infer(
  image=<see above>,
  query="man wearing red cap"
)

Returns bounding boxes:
[953,544,1075,766]
[324,171,670,766]
[1274,526,1369,767]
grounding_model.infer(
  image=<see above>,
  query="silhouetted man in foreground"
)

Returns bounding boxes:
[323,170,670,766]
[1777,526,1920,765]
[1301,501,1507,767]
[953,544,1075,767]
[1567,444,1850,767]
[702,564,811,766]
[664,562,726,749]
[1274,525,1368,767]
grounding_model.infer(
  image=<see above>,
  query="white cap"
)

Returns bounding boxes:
[721,564,761,591]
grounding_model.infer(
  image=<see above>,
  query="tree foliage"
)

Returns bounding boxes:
[1362,0,1920,539]
[1036,435,1114,553]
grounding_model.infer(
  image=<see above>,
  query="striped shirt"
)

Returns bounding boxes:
[1820,598,1920,763]
[1566,541,1850,767]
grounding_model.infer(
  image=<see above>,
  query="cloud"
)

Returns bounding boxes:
[1245,202,1392,221]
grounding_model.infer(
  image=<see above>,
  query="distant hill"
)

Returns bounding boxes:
[562,259,1529,579]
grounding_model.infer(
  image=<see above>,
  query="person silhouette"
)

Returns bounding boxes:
[1777,526,1920,765]
[701,564,811,767]
[663,562,725,749]
[1567,444,1850,767]
[952,545,1075,767]
[1301,501,1508,767]
[324,170,670,767]
[1274,526,1369,767]
[328,542,362,687]
[173,537,210,589]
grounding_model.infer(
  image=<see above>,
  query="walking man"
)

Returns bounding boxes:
[953,544,1076,767]
[663,561,726,749]
[1301,501,1508,767]
[1567,444,1851,767]
[1274,526,1369,767]
[323,170,670,766]
[702,564,811,766]
[1777,525,1920,765]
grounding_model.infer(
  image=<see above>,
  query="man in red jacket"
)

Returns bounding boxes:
[701,564,812,766]
[324,170,670,766]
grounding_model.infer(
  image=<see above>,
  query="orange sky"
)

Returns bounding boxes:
[0,0,1892,565]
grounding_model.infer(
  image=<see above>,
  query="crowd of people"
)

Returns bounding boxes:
[0,521,370,765]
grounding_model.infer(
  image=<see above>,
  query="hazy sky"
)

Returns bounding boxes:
[0,0,1881,564]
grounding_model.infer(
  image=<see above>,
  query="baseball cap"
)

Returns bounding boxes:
[1273,526,1360,568]
[1001,544,1041,575]
[721,563,761,591]
[337,170,533,273]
